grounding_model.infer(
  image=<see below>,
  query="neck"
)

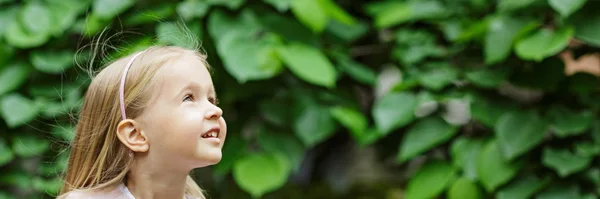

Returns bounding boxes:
[126,154,189,199]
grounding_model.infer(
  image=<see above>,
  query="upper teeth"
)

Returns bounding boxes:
[205,132,217,138]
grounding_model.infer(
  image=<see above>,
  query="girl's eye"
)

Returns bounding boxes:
[208,97,219,105]
[183,94,194,102]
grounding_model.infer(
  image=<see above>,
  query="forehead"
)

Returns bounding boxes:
[154,53,213,94]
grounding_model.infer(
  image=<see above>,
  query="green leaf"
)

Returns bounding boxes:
[294,102,336,147]
[277,43,337,87]
[51,125,75,142]
[206,0,245,9]
[495,110,548,160]
[477,140,523,192]
[450,137,485,181]
[177,0,209,21]
[33,177,62,194]
[4,19,50,48]
[374,0,447,28]
[0,138,14,166]
[318,0,355,25]
[414,91,438,118]
[1,94,40,128]
[123,3,174,26]
[581,194,598,199]
[208,10,284,83]
[330,106,368,139]
[326,20,369,43]
[455,18,490,43]
[101,36,152,66]
[465,68,509,88]
[30,50,74,74]
[0,6,18,38]
[156,22,201,49]
[398,117,458,163]
[39,152,69,176]
[470,95,516,128]
[215,31,283,83]
[331,52,376,85]
[36,100,67,118]
[498,0,538,12]
[0,170,31,190]
[48,2,81,36]
[515,27,574,61]
[546,106,593,137]
[372,92,418,135]
[536,183,581,199]
[575,141,600,157]
[418,63,459,91]
[19,1,52,35]
[46,0,91,12]
[233,153,291,198]
[365,1,396,15]
[92,0,135,19]
[73,13,111,37]
[392,43,446,66]
[585,168,600,185]
[395,28,437,45]
[393,29,446,65]
[447,177,483,199]
[290,0,328,32]
[484,15,533,64]
[570,9,600,47]
[0,62,29,96]
[263,0,291,12]
[405,160,456,199]
[12,136,50,158]
[543,147,592,177]
[349,127,383,147]
[257,12,319,45]
[549,0,587,17]
[0,191,14,199]
[497,175,550,199]
[438,20,462,41]
[258,132,305,171]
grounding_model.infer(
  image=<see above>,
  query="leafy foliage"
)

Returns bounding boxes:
[1,0,599,198]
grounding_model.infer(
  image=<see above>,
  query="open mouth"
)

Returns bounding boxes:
[201,127,220,139]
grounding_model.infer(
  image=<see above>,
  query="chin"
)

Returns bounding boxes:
[194,151,222,167]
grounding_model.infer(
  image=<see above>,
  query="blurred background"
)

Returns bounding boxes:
[1,0,600,198]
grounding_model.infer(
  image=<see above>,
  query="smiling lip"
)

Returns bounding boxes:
[201,127,220,139]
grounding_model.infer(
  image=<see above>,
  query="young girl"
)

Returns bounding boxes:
[58,45,227,199]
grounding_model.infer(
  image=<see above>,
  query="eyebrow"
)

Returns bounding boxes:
[174,82,217,100]
[208,86,217,98]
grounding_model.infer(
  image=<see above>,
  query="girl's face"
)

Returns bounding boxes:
[138,53,226,169]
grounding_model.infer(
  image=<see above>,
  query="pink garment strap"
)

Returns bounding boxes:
[119,51,145,120]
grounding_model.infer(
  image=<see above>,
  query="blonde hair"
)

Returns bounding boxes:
[59,45,209,198]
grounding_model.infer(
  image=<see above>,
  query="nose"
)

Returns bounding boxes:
[205,105,223,120]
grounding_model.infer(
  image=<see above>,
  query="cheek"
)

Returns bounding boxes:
[145,109,204,149]
[169,109,206,141]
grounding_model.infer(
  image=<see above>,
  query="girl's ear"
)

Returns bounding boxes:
[116,119,149,153]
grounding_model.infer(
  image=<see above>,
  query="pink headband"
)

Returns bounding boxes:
[119,51,145,120]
